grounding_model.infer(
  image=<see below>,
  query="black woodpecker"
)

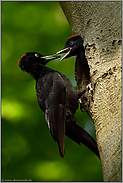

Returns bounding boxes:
[18,52,100,159]
[55,35,90,90]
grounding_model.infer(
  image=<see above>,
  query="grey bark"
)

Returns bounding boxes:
[59,1,122,182]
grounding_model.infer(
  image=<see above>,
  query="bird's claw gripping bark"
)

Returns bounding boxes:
[86,83,93,93]
[79,98,83,104]
[79,83,93,113]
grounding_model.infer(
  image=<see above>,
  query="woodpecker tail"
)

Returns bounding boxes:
[65,111,100,159]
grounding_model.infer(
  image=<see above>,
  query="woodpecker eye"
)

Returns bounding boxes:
[35,53,39,57]
[69,41,74,46]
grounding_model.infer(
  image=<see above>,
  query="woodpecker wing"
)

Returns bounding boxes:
[36,72,66,158]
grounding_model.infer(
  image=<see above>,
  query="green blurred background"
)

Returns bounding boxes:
[1,1,103,181]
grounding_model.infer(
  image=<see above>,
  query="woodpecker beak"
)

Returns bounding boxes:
[55,47,72,61]
[41,55,61,62]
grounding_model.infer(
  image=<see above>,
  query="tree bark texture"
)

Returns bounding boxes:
[59,1,122,182]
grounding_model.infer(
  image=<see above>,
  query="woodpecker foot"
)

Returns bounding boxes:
[86,83,93,93]
[79,98,82,104]
[79,83,93,113]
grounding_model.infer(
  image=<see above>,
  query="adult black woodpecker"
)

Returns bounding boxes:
[18,52,100,159]
[55,35,90,90]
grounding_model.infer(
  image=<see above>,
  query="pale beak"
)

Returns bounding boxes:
[41,55,61,62]
[55,47,72,61]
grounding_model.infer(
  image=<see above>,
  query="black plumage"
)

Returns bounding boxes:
[18,52,100,159]
[55,35,90,90]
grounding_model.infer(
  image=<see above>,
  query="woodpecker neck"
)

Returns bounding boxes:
[77,48,86,63]
[28,64,51,80]
[75,47,90,89]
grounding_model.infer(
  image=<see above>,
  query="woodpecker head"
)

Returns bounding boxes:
[18,52,60,72]
[55,35,84,61]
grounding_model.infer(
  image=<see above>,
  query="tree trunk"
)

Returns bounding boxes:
[59,1,122,182]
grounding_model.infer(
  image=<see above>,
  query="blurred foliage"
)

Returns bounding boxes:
[1,1,103,182]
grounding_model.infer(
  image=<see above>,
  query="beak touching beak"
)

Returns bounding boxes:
[55,47,72,61]
[41,55,61,62]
